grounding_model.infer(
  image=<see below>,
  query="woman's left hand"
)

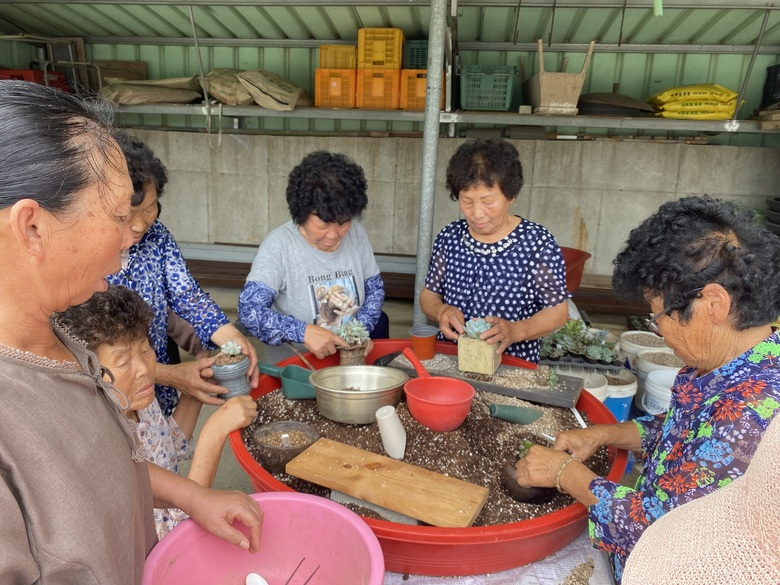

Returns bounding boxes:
[515,445,569,488]
[482,316,523,354]
[211,324,260,389]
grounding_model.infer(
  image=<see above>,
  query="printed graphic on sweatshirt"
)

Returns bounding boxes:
[307,272,361,330]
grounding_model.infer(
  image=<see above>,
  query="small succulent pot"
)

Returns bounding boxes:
[502,459,557,504]
[212,340,251,398]
[335,320,370,366]
[339,343,367,366]
[212,356,251,398]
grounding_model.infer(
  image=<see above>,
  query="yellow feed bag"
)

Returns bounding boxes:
[655,110,735,120]
[647,83,738,105]
[660,99,736,113]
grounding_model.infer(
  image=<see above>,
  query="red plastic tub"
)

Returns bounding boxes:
[560,246,592,293]
[230,340,627,577]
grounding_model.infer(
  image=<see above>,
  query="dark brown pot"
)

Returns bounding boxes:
[502,459,557,504]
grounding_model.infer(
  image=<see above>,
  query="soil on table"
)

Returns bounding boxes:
[242,384,612,526]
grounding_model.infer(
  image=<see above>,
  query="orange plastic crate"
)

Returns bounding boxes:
[315,69,357,109]
[356,69,400,109]
[357,28,405,70]
[400,69,444,111]
[318,45,357,69]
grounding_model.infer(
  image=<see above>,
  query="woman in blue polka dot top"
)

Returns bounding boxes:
[419,139,570,364]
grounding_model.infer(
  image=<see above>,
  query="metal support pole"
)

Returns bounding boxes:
[413,0,447,326]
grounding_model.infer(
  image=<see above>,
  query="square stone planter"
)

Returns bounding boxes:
[457,336,501,376]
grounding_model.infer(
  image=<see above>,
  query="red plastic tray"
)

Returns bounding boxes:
[230,339,626,577]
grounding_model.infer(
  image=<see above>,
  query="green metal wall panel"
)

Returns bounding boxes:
[0,40,36,69]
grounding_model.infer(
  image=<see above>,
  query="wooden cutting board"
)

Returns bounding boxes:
[286,438,489,528]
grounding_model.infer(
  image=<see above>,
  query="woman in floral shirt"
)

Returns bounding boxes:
[109,134,258,416]
[515,195,780,583]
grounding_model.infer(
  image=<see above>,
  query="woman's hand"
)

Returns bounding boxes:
[204,395,258,437]
[211,324,259,390]
[420,288,464,340]
[515,445,570,488]
[436,305,465,341]
[554,427,607,461]
[185,485,264,553]
[303,324,348,359]
[482,316,522,354]
[156,358,228,406]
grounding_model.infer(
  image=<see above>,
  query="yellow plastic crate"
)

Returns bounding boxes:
[356,69,400,110]
[315,69,356,109]
[318,45,357,69]
[400,69,444,111]
[357,28,405,70]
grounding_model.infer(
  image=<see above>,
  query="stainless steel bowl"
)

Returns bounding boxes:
[309,365,409,424]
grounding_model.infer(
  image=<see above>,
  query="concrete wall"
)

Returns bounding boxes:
[130,129,780,277]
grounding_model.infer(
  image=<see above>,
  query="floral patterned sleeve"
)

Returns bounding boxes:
[354,273,384,332]
[238,280,307,345]
[158,227,230,349]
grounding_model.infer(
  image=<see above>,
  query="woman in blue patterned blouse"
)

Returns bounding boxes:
[419,138,570,363]
[108,135,258,416]
[515,195,780,583]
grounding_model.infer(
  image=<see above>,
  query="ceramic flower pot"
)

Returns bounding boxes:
[212,355,251,398]
[339,344,367,366]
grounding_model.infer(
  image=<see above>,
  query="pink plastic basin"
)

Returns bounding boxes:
[142,492,385,585]
[230,340,627,577]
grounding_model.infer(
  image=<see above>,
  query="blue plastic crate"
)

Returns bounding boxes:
[459,65,518,111]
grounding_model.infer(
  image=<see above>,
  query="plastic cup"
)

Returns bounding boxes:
[375,405,406,459]
[409,325,438,360]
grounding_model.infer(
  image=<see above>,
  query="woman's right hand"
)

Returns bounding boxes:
[156,357,228,406]
[436,304,466,341]
[303,324,348,360]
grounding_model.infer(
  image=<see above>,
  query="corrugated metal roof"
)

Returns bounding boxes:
[1,1,780,50]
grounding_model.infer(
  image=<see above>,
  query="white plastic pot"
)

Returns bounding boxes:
[635,348,684,409]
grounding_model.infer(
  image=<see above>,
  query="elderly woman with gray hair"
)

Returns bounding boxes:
[0,81,263,583]
[515,195,780,583]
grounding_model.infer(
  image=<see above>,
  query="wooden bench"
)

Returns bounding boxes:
[181,245,646,316]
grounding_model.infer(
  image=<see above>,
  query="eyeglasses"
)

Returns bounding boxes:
[643,288,704,337]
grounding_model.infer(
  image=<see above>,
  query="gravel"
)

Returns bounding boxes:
[242,386,611,527]
[621,333,668,348]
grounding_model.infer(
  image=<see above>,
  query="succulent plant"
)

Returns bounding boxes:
[335,319,370,347]
[464,318,491,339]
[220,340,242,356]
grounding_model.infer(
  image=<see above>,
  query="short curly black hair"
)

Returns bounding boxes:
[113,132,167,209]
[612,195,780,329]
[445,139,524,202]
[286,151,368,225]
[56,285,153,351]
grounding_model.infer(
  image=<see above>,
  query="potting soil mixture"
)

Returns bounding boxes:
[243,372,611,527]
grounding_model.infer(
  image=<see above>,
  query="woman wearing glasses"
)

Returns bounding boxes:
[515,195,780,583]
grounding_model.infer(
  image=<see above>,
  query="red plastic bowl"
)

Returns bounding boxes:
[230,340,627,577]
[404,376,475,432]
